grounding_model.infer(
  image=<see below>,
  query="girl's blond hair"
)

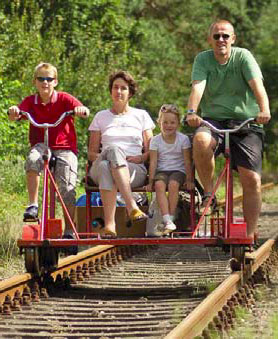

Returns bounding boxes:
[157,104,180,124]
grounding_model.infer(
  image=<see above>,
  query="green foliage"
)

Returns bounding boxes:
[0,158,26,264]
[0,0,277,164]
[253,0,278,167]
[0,78,29,157]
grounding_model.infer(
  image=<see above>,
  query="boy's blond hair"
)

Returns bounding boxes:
[33,62,58,80]
[157,104,181,124]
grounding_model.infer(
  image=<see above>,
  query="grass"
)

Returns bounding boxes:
[261,185,278,204]
[204,282,278,339]
[0,157,87,279]
[270,312,278,338]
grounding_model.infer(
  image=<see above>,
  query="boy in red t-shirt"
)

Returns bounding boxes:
[8,62,89,236]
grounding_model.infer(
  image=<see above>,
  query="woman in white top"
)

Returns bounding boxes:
[146,104,194,235]
[88,70,155,237]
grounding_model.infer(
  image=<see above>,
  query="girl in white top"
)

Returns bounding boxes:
[146,104,194,234]
[88,70,155,237]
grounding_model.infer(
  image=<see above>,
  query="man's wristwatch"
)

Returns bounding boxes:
[187,109,196,115]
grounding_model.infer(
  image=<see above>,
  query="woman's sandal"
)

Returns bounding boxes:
[129,209,148,227]
[99,228,117,239]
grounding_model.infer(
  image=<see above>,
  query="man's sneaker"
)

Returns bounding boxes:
[23,205,38,221]
[163,220,177,235]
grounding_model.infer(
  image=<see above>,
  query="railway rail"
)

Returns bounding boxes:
[0,184,277,338]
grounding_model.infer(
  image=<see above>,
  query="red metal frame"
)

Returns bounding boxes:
[42,156,80,240]
[18,118,254,249]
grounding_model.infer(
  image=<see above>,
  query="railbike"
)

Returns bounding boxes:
[17,111,254,275]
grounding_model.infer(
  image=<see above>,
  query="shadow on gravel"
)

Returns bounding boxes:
[51,284,209,299]
[260,211,278,217]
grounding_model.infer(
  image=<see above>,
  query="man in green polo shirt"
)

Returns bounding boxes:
[186,19,270,240]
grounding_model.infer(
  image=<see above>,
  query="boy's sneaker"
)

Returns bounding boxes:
[23,205,38,221]
[163,220,177,235]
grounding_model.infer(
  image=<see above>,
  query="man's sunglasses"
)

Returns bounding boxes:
[36,77,55,82]
[213,34,231,41]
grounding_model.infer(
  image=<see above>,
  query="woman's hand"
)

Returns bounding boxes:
[88,152,100,162]
[126,155,143,164]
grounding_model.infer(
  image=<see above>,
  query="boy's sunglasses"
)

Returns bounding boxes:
[213,34,230,41]
[36,77,55,82]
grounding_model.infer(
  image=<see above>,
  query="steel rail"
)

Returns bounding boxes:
[164,238,275,339]
[0,245,114,305]
[0,273,31,304]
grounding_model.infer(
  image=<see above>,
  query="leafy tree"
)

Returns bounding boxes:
[0,0,277,172]
[0,78,28,158]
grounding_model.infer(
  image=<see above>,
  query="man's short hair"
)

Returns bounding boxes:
[208,20,235,36]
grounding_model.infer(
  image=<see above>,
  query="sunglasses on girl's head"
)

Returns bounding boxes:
[213,34,231,40]
[160,104,179,113]
[36,76,55,82]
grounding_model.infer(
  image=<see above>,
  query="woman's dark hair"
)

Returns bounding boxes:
[109,70,138,97]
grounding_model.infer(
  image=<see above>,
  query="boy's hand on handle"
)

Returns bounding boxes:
[8,106,21,121]
[74,106,90,118]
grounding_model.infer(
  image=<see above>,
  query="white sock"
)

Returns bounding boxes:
[28,203,38,208]
[170,215,175,222]
[162,214,171,223]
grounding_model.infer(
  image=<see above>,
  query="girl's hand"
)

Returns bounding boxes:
[145,183,153,192]
[126,155,143,164]
[185,180,195,191]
